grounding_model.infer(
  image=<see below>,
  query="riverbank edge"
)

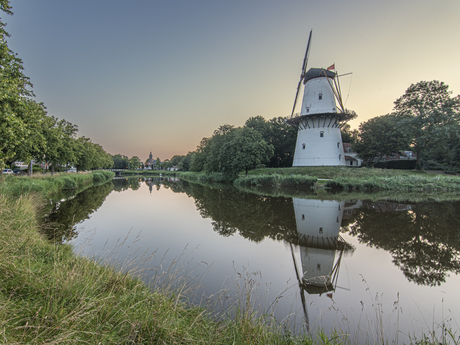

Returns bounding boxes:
[0,172,328,344]
[0,170,115,198]
[152,168,460,202]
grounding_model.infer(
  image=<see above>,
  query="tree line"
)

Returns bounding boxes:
[0,2,113,175]
[350,80,460,170]
[167,80,460,176]
[162,116,298,180]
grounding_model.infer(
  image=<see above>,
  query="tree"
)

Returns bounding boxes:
[177,152,193,171]
[353,114,410,166]
[112,154,129,169]
[266,117,297,167]
[1,2,114,175]
[0,6,41,170]
[75,137,112,171]
[190,137,211,172]
[245,116,297,167]
[9,99,47,174]
[129,156,141,170]
[41,118,78,174]
[0,1,12,14]
[162,159,170,170]
[168,155,185,170]
[341,124,359,144]
[393,80,460,169]
[204,124,235,174]
[217,127,274,179]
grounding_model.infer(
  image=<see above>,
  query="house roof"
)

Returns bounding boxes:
[345,156,358,161]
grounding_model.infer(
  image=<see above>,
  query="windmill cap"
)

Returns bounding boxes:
[304,68,336,82]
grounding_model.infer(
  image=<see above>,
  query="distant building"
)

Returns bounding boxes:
[369,150,417,164]
[343,143,362,167]
[145,152,155,169]
[380,151,417,161]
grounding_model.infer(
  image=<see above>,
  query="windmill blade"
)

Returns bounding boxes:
[302,29,313,76]
[291,78,303,117]
[290,29,313,117]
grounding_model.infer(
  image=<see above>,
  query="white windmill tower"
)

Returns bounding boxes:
[288,30,353,166]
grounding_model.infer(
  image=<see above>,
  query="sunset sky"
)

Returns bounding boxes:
[4,0,459,161]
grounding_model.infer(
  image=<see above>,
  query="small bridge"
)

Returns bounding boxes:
[105,169,127,177]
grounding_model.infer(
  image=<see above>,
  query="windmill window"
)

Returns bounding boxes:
[302,143,306,150]
[317,264,321,271]
[336,216,339,223]
[301,214,305,220]
[319,227,323,234]
[318,93,323,100]
[320,131,324,138]
[306,107,310,113]
[337,142,340,148]
[339,154,342,160]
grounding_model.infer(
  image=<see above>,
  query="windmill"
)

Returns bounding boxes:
[288,30,353,166]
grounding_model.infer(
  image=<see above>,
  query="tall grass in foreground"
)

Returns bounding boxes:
[1,196,457,344]
[0,194,321,344]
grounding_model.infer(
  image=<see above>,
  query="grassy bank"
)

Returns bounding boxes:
[0,171,319,344]
[247,166,460,188]
[234,174,317,189]
[157,168,460,199]
[0,170,115,198]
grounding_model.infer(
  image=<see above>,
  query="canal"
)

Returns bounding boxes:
[44,177,460,343]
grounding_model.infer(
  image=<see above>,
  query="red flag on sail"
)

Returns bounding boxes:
[327,64,335,71]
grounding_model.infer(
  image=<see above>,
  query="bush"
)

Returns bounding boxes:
[61,177,77,190]
[32,165,42,173]
[92,173,105,183]
[373,160,417,170]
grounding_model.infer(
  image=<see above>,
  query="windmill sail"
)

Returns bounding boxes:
[291,29,312,117]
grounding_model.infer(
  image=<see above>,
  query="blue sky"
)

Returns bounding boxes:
[4,0,459,161]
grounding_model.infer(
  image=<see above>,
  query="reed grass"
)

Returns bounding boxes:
[234,174,317,189]
[328,174,460,192]
[0,194,324,344]
[0,170,114,198]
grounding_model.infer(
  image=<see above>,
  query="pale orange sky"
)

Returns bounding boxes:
[6,0,459,161]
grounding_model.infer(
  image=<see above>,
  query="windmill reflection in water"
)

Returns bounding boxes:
[289,199,356,331]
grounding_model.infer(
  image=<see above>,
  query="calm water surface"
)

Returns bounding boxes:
[45,178,460,343]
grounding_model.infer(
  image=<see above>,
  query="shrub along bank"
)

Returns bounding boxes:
[161,167,460,193]
[0,170,114,197]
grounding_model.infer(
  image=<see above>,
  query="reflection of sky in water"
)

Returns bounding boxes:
[69,182,460,343]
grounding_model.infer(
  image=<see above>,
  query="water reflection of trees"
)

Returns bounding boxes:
[165,181,460,287]
[343,201,460,286]
[169,181,299,243]
[43,182,114,243]
[112,177,141,192]
[60,178,459,287]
